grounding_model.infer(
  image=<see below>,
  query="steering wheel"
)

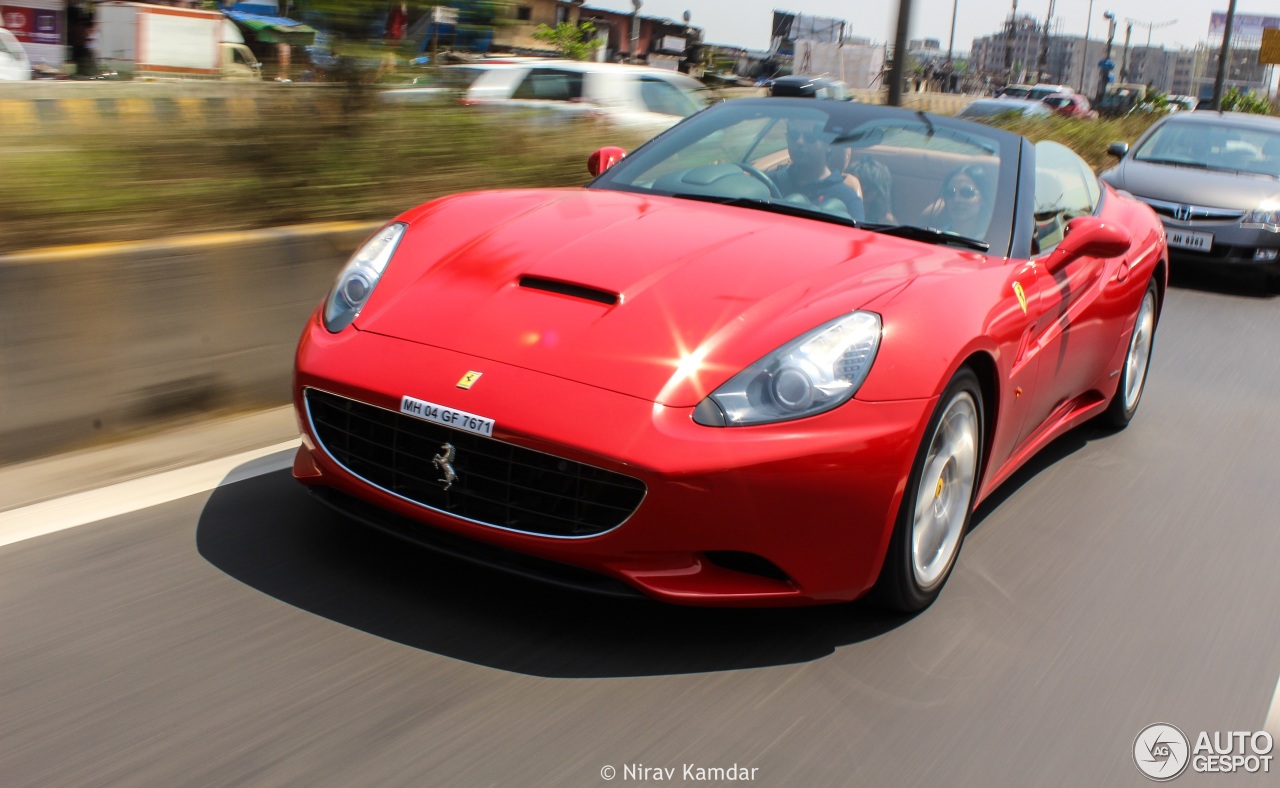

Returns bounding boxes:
[737,164,783,198]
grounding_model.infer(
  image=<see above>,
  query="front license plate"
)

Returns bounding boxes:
[400,396,495,437]
[1167,228,1213,252]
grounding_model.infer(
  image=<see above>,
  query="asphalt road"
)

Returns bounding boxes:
[2,268,1278,787]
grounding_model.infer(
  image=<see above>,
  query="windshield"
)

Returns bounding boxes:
[591,99,1018,251]
[1134,119,1280,178]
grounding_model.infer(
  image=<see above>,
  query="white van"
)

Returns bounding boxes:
[0,28,33,81]
[460,61,710,137]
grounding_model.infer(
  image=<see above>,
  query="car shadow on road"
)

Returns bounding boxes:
[1168,265,1277,299]
[969,421,1109,532]
[196,469,910,678]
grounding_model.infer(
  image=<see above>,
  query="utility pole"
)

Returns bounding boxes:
[1124,18,1176,86]
[1211,0,1237,110]
[1003,0,1019,85]
[1079,0,1094,92]
[1037,0,1056,83]
[1120,21,1131,82]
[888,0,913,105]
[946,0,958,62]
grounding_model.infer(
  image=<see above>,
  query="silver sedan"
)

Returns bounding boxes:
[1101,111,1280,288]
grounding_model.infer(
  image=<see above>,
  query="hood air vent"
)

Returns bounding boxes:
[519,276,619,306]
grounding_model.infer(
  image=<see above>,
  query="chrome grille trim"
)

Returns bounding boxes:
[304,388,647,539]
[1137,196,1245,222]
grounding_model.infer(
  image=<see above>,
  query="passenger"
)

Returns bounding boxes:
[850,155,897,224]
[931,164,995,239]
[770,119,866,221]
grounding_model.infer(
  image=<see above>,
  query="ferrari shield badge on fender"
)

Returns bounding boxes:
[457,371,482,389]
[1013,282,1028,315]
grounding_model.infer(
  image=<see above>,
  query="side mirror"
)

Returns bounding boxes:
[1107,141,1129,158]
[588,146,626,177]
[1049,216,1131,270]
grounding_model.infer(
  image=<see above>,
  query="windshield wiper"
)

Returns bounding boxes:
[666,193,858,227]
[863,223,990,251]
[1134,157,1211,169]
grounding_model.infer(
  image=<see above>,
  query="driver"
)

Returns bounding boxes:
[770,119,866,221]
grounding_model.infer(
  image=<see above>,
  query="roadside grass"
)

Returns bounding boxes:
[0,97,648,255]
[0,92,1167,255]
[984,113,1162,172]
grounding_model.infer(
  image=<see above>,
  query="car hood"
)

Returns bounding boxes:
[1105,158,1280,209]
[357,189,958,406]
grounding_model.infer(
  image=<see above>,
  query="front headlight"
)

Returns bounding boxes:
[1242,208,1280,231]
[322,223,406,333]
[693,311,882,427]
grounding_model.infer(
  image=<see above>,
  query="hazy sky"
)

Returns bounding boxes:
[583,1,1263,54]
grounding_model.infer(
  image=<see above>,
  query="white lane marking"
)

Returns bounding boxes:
[1266,670,1280,738]
[0,440,299,549]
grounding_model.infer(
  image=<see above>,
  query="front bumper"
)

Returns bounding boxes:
[294,320,934,606]
[1154,215,1280,269]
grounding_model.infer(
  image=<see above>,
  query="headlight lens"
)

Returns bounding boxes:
[1242,208,1280,231]
[322,223,406,332]
[694,311,882,426]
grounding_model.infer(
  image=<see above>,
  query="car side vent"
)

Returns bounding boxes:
[519,276,619,306]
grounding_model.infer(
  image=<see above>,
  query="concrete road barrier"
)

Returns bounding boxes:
[0,221,378,464]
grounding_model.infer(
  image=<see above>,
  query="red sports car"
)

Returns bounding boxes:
[293,99,1167,611]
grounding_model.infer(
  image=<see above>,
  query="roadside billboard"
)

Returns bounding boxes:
[1,0,64,66]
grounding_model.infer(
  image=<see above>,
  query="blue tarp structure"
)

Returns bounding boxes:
[224,4,318,46]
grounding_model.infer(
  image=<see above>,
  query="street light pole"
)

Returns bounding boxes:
[1095,10,1116,105]
[630,0,643,64]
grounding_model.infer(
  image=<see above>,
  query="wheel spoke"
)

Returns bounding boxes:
[1123,291,1156,411]
[911,392,978,589]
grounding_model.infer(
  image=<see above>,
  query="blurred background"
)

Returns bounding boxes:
[1,0,1276,466]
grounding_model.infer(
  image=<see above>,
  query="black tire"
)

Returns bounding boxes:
[1101,277,1158,429]
[875,368,985,613]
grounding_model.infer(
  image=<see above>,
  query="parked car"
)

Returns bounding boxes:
[1027,83,1073,101]
[1042,93,1098,119]
[458,60,710,136]
[293,98,1167,612]
[957,97,1052,120]
[0,27,32,81]
[1101,111,1280,287]
[995,84,1033,98]
[1166,95,1199,112]
[769,74,854,100]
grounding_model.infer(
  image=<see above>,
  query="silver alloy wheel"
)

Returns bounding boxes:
[911,391,979,590]
[1123,289,1156,412]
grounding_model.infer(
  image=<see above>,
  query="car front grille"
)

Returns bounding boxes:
[1137,196,1244,223]
[305,389,646,538]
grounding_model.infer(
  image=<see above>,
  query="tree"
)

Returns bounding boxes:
[531,21,603,61]
[1221,87,1273,115]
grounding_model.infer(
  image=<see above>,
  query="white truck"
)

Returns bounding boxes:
[96,2,261,80]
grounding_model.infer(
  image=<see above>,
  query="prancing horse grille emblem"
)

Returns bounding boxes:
[1174,204,1193,221]
[432,443,458,490]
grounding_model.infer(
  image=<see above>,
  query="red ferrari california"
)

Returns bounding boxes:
[293,99,1167,611]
